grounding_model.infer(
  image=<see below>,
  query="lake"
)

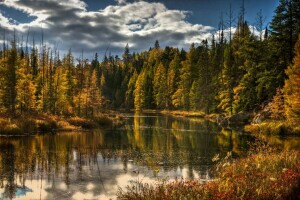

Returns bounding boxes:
[0,113,299,199]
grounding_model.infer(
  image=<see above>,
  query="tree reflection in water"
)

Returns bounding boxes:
[0,113,298,199]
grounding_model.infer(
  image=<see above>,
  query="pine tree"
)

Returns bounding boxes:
[218,45,234,114]
[197,40,213,114]
[4,36,18,115]
[189,81,199,110]
[153,62,167,108]
[270,0,300,87]
[167,52,180,109]
[63,49,75,114]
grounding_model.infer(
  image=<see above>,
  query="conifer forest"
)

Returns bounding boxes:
[0,0,299,123]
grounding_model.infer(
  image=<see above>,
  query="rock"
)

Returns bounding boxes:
[252,102,272,124]
[218,112,251,127]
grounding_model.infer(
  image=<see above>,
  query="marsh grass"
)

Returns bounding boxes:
[161,110,206,118]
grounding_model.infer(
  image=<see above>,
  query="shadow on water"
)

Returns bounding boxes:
[0,113,299,199]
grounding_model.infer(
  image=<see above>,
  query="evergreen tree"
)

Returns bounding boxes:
[218,45,234,114]
[173,51,192,110]
[63,49,75,114]
[197,40,213,114]
[153,62,167,108]
[4,37,18,115]
[270,0,300,87]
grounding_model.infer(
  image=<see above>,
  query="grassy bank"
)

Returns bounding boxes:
[245,121,300,136]
[161,110,205,118]
[0,112,124,135]
[117,145,300,199]
[160,110,215,118]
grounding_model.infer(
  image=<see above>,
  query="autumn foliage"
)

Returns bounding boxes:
[284,33,300,125]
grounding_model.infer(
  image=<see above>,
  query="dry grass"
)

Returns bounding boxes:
[161,110,206,118]
[0,115,58,135]
[0,112,124,135]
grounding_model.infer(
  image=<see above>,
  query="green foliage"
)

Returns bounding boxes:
[153,62,167,108]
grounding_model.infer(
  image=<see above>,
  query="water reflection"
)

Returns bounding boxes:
[0,113,298,199]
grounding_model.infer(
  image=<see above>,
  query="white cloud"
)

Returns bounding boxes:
[115,0,127,5]
[0,0,215,57]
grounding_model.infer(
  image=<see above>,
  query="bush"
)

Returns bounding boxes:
[94,115,112,126]
[67,117,96,129]
[36,119,57,133]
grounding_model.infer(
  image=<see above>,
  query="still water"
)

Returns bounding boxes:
[0,113,299,199]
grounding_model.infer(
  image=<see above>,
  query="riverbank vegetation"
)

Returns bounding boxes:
[117,140,300,200]
[0,112,123,135]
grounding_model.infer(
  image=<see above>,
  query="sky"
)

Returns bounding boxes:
[0,0,279,60]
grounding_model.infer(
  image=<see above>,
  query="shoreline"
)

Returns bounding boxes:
[0,111,125,136]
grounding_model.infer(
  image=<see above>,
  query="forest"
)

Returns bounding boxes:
[0,0,299,126]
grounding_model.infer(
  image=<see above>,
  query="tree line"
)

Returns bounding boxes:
[0,0,299,122]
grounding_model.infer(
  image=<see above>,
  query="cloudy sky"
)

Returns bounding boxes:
[0,0,278,59]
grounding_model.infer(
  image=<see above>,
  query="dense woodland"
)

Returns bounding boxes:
[0,0,299,123]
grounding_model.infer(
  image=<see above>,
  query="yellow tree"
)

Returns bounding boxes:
[134,70,146,111]
[16,57,36,113]
[89,69,101,116]
[284,33,300,124]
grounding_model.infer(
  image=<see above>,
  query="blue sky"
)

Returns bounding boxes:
[0,0,279,58]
